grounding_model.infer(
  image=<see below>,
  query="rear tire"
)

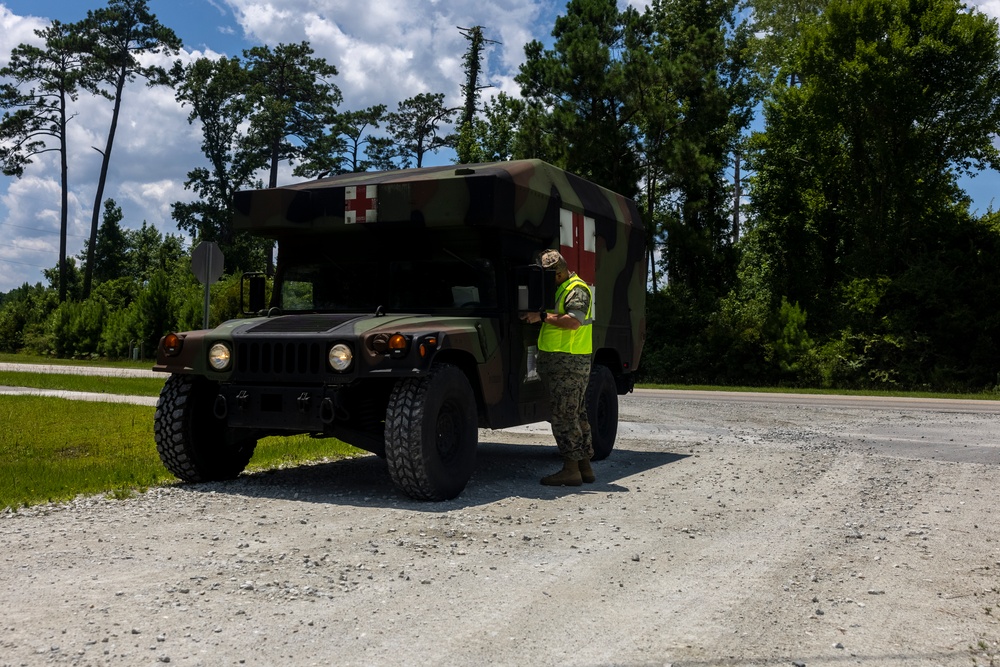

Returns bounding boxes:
[384,364,478,500]
[154,374,257,482]
[586,364,619,461]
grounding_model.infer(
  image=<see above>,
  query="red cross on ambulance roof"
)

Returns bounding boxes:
[345,185,377,224]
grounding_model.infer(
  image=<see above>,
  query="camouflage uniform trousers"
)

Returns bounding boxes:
[537,351,593,461]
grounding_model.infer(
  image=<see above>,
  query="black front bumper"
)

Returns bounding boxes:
[215,383,339,431]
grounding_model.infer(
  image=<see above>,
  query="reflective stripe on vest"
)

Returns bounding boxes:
[538,274,593,355]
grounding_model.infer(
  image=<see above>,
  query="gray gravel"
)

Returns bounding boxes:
[2,389,1000,666]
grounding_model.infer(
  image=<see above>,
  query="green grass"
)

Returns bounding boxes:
[0,371,166,396]
[0,396,363,510]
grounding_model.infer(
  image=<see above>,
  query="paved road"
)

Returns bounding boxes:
[635,387,1000,414]
[0,385,159,406]
[0,362,161,405]
[0,362,159,378]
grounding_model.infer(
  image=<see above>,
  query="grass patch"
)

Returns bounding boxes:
[0,371,165,396]
[0,396,363,510]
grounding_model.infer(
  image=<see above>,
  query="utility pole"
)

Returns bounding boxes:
[733,152,741,243]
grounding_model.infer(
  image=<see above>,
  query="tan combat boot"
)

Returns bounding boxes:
[579,456,596,484]
[540,458,583,486]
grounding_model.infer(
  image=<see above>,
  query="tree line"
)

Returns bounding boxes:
[2,0,1000,392]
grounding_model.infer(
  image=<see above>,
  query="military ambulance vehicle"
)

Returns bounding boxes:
[153,159,646,500]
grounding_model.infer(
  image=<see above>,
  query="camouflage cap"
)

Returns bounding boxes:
[539,250,565,270]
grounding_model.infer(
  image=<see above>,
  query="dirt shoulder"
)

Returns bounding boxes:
[2,391,999,666]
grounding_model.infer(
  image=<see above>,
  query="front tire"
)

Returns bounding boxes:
[384,364,478,500]
[154,374,257,482]
[586,364,619,461]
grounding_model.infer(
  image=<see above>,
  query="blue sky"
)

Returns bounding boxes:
[0,0,998,294]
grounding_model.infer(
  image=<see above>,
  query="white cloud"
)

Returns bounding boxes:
[0,5,46,68]
[223,0,543,109]
[969,0,1000,19]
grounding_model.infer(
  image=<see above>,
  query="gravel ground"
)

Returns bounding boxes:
[2,389,1000,667]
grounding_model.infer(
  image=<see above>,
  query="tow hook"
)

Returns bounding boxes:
[297,392,312,413]
[320,397,335,424]
[213,394,228,419]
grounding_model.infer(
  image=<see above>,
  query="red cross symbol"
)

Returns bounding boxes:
[345,185,377,224]
[559,208,596,284]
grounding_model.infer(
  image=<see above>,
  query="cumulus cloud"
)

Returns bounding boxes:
[0,5,47,67]
[224,0,543,109]
[969,0,1000,18]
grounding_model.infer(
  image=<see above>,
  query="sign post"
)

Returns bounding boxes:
[191,241,224,329]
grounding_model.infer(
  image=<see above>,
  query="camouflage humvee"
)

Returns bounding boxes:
[153,159,646,500]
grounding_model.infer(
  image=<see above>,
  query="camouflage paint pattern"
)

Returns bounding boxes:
[536,351,593,461]
[232,159,647,373]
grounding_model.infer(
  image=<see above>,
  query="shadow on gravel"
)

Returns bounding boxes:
[185,441,688,512]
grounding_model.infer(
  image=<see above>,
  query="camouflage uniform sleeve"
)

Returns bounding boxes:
[563,285,591,324]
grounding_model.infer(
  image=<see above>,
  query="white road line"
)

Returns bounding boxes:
[0,363,160,378]
[0,386,158,406]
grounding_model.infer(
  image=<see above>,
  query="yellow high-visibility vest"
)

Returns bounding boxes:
[538,274,593,355]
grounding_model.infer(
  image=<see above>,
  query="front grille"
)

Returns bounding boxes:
[236,340,323,379]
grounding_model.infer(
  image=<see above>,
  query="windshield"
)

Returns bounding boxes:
[274,237,498,313]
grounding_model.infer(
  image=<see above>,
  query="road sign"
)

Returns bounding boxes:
[191,242,224,329]
[191,241,224,285]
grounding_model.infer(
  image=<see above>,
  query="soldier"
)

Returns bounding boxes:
[523,250,595,486]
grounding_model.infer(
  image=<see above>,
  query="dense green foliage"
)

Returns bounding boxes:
[170,55,270,273]
[720,0,1000,390]
[0,208,262,359]
[2,0,999,392]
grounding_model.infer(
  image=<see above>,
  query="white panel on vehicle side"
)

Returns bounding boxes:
[560,208,574,248]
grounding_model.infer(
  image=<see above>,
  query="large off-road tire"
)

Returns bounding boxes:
[586,364,619,461]
[154,374,257,482]
[384,364,478,501]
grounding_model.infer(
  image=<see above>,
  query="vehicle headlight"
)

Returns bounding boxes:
[208,342,232,371]
[328,343,353,372]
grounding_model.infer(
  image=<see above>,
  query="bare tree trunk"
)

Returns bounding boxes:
[83,66,126,299]
[58,91,69,303]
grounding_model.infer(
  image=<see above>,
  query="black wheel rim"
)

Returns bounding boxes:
[597,391,613,439]
[435,400,463,462]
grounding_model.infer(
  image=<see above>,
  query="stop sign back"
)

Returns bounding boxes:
[191,241,224,284]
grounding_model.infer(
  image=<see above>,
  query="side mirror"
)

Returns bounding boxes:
[241,272,266,314]
[515,265,556,312]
